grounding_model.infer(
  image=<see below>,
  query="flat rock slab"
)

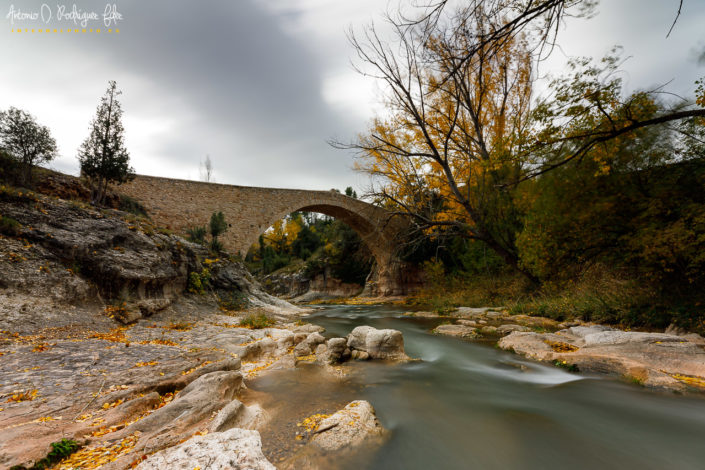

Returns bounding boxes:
[0,313,300,469]
[498,326,705,393]
[433,324,479,339]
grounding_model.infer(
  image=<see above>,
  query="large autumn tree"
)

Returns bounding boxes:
[336,0,705,281]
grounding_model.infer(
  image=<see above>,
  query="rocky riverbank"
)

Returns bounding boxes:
[422,306,705,394]
[0,186,401,469]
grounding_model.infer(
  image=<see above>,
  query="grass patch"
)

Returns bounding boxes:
[218,290,248,311]
[408,266,705,335]
[118,195,149,218]
[239,313,275,329]
[0,215,21,236]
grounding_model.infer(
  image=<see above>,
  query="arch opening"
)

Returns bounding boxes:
[244,208,378,295]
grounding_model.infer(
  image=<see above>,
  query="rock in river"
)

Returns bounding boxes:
[347,325,409,360]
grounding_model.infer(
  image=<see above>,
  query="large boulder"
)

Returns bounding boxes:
[124,370,244,436]
[136,428,275,470]
[294,332,326,357]
[309,400,386,452]
[347,326,408,360]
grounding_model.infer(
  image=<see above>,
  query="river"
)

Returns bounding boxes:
[248,305,705,470]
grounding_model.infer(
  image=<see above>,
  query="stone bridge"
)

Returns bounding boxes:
[119,175,410,295]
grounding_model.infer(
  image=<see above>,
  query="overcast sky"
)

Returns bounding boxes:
[1,0,703,191]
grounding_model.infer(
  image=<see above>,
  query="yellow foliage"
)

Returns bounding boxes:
[297,413,330,432]
[6,389,38,403]
[55,433,140,469]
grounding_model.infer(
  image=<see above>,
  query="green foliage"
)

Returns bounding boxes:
[239,313,275,329]
[554,360,579,373]
[291,225,320,260]
[188,267,211,295]
[11,438,80,470]
[209,211,227,240]
[209,238,224,254]
[0,149,23,186]
[78,80,134,205]
[0,107,57,187]
[185,225,207,245]
[0,215,21,236]
[218,290,248,311]
[118,195,148,218]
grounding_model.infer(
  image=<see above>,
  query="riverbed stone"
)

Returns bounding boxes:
[499,329,705,393]
[479,326,498,335]
[310,400,385,452]
[433,324,479,339]
[209,399,268,432]
[136,428,275,470]
[316,337,347,364]
[347,326,408,360]
[496,324,532,335]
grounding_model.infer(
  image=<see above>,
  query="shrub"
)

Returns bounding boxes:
[0,215,21,236]
[118,195,148,218]
[210,238,224,254]
[239,313,275,329]
[186,226,206,245]
[218,290,248,311]
[188,267,211,294]
[10,438,80,470]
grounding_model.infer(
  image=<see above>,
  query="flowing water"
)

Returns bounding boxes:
[249,305,705,470]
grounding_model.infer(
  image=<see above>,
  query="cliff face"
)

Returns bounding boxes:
[0,186,299,332]
[261,269,364,302]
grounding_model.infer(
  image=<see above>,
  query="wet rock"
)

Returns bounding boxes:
[314,337,349,365]
[498,329,705,394]
[347,326,408,360]
[405,311,442,318]
[433,324,479,339]
[136,428,275,470]
[326,337,348,362]
[309,400,386,452]
[351,350,370,361]
[294,332,326,357]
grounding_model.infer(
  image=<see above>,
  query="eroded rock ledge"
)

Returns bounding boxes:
[498,325,705,393]
[425,306,705,395]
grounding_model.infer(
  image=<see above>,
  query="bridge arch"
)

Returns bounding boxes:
[119,175,408,295]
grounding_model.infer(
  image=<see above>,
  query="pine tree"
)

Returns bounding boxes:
[78,80,134,205]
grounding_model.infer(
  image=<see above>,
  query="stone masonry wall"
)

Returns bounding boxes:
[119,175,408,295]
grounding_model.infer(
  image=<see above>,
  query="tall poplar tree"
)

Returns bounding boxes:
[78,80,134,205]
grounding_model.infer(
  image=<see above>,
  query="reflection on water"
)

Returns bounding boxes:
[249,305,705,470]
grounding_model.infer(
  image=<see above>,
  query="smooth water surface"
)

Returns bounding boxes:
[252,305,705,470]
